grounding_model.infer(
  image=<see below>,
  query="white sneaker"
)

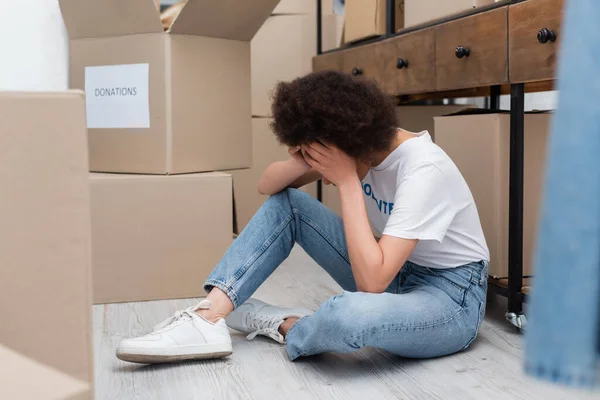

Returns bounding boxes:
[226,298,313,344]
[116,299,232,364]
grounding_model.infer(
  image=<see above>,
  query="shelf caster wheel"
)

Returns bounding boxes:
[506,312,527,332]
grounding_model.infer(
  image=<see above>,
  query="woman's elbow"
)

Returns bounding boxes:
[356,279,388,294]
[257,183,268,195]
[257,176,275,195]
[257,184,274,196]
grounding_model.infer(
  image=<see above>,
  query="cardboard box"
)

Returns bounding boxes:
[322,105,475,216]
[252,14,316,117]
[344,0,387,43]
[59,0,278,174]
[322,13,345,52]
[231,119,317,233]
[0,92,93,393]
[90,172,233,303]
[405,0,496,28]
[273,0,317,14]
[434,111,550,278]
[0,346,90,400]
[396,104,475,142]
[396,0,406,32]
[344,0,404,43]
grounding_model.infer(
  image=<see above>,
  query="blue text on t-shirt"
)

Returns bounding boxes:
[362,183,394,215]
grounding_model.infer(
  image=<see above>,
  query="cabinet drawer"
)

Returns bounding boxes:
[435,7,508,91]
[342,43,385,85]
[313,51,344,73]
[381,28,436,95]
[509,0,564,83]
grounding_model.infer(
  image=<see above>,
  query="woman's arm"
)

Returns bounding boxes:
[338,177,417,293]
[257,147,321,195]
[303,142,417,293]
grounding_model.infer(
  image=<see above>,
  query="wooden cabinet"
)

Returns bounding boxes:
[509,0,563,83]
[312,51,343,72]
[342,42,385,86]
[381,28,436,95]
[311,1,564,94]
[435,7,508,90]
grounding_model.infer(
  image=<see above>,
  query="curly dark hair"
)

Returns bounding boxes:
[270,70,397,162]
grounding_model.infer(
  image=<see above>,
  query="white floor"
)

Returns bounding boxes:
[94,246,597,400]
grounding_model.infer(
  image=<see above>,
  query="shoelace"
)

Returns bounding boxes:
[244,313,285,344]
[152,300,211,334]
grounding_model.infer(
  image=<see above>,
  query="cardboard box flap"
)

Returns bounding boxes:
[169,0,279,40]
[59,0,163,39]
[0,346,89,400]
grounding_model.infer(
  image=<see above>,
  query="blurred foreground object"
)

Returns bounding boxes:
[525,0,600,389]
[0,92,93,398]
[0,346,89,400]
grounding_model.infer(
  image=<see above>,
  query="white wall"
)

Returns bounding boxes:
[452,91,558,111]
[0,0,69,91]
[499,91,558,111]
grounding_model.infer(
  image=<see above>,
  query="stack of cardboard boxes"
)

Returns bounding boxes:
[59,0,279,303]
[231,0,329,233]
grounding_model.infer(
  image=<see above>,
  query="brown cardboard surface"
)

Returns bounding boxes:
[61,0,279,174]
[396,0,406,31]
[69,34,168,174]
[273,0,317,14]
[404,0,495,27]
[90,172,232,304]
[169,0,277,40]
[322,105,475,216]
[0,346,90,400]
[231,119,317,233]
[251,15,316,117]
[59,0,162,39]
[171,35,251,172]
[322,13,345,52]
[322,182,343,217]
[344,0,387,43]
[0,92,93,387]
[396,104,475,142]
[434,112,550,278]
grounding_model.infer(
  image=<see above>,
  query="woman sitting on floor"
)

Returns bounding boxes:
[116,70,490,364]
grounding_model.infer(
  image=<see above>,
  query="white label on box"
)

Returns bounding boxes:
[84,63,150,129]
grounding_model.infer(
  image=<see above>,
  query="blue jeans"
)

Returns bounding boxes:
[525,0,600,389]
[205,189,487,360]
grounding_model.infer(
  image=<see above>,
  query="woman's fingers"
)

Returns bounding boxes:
[308,142,330,158]
[301,146,317,165]
[303,144,323,163]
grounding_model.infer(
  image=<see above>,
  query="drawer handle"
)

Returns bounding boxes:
[396,58,409,69]
[455,46,470,59]
[537,28,557,44]
[351,67,363,76]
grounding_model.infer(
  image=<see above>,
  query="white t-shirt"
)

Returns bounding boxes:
[362,131,489,269]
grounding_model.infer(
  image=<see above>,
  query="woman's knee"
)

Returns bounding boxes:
[318,292,372,329]
[262,188,293,211]
[265,188,314,212]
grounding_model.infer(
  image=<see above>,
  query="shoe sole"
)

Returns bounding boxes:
[117,344,233,364]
